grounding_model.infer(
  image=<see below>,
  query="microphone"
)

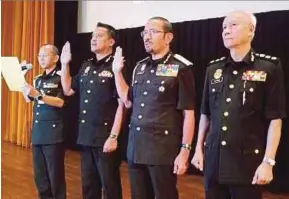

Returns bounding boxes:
[21,63,33,71]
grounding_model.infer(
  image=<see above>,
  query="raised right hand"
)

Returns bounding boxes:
[112,46,125,73]
[60,41,72,65]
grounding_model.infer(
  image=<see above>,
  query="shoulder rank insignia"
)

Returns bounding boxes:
[209,56,226,64]
[254,53,278,61]
[156,64,179,77]
[173,54,193,66]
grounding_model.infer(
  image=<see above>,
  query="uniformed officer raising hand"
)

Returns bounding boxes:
[112,46,131,108]
[60,41,72,69]
[113,16,196,199]
[60,22,124,199]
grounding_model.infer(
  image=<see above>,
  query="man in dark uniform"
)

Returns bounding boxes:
[191,10,286,199]
[60,22,124,199]
[112,17,196,199]
[21,44,67,199]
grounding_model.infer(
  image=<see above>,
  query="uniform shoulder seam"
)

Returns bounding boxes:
[137,57,150,64]
[33,74,42,79]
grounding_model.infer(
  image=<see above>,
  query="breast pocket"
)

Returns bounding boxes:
[132,78,144,98]
[239,81,263,110]
[151,77,176,101]
[93,77,114,101]
[209,83,223,108]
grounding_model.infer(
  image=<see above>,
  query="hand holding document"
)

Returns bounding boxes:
[1,57,32,102]
[1,57,27,91]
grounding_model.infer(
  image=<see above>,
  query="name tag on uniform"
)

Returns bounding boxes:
[43,83,58,88]
[242,70,267,82]
[98,70,113,78]
[156,64,179,77]
[38,100,45,104]
[211,77,223,84]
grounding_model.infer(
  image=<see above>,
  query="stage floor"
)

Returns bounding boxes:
[2,141,289,199]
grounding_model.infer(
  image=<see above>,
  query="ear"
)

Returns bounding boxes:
[248,24,255,37]
[54,55,60,63]
[108,38,115,47]
[165,32,174,45]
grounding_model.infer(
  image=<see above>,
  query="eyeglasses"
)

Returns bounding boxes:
[37,54,54,58]
[140,29,166,37]
[91,32,106,39]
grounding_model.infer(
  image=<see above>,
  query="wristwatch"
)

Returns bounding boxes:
[34,94,43,101]
[263,157,276,166]
[109,133,118,140]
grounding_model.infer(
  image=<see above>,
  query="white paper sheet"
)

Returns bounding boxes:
[1,57,26,92]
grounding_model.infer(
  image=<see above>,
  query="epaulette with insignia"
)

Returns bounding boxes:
[254,53,279,63]
[208,56,226,65]
[173,54,193,66]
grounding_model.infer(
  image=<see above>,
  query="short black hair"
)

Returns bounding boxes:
[149,16,173,33]
[96,22,117,41]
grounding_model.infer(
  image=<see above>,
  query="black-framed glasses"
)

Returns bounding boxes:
[140,29,166,37]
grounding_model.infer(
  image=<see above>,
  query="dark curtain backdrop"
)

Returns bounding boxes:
[54,4,289,193]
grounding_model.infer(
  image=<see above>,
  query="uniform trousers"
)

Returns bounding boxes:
[32,143,66,199]
[205,180,262,199]
[81,146,122,199]
[128,160,178,199]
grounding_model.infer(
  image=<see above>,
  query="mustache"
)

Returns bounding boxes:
[145,40,152,45]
